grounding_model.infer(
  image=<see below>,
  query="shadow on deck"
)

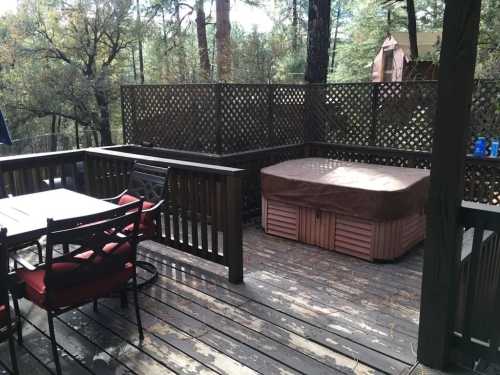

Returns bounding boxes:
[0,225,457,375]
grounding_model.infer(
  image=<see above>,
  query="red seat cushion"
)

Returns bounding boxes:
[17,262,134,309]
[118,194,156,238]
[43,241,133,287]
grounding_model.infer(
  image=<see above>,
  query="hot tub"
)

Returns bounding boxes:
[261,158,430,261]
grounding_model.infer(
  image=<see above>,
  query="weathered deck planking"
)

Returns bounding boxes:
[0,226,426,374]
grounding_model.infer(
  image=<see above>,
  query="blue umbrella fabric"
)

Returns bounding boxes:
[0,110,13,145]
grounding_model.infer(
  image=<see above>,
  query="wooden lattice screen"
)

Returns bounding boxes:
[121,80,499,154]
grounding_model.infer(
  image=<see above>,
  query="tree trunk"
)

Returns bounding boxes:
[330,4,341,73]
[216,0,232,82]
[136,0,145,84]
[131,46,138,82]
[50,114,57,152]
[406,0,418,59]
[74,119,80,149]
[291,0,299,53]
[196,0,211,82]
[174,0,187,81]
[417,0,482,369]
[94,82,112,146]
[161,7,169,81]
[305,0,331,83]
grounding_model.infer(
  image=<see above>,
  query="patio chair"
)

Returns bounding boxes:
[0,228,19,375]
[14,200,144,375]
[104,162,170,241]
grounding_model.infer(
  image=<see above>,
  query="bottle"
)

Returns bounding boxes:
[491,139,499,158]
[474,137,486,158]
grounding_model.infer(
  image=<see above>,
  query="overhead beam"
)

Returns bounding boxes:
[417,0,482,369]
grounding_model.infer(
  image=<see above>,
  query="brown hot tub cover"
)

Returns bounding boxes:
[261,158,430,221]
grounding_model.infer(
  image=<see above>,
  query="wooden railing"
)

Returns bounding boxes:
[0,149,86,196]
[0,148,245,283]
[117,142,500,221]
[454,202,500,364]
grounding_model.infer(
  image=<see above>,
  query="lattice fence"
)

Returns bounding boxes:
[122,85,218,153]
[121,81,500,154]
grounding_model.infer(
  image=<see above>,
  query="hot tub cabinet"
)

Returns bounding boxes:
[261,158,430,261]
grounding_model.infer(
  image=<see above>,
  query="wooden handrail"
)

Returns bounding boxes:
[461,201,500,231]
[85,148,244,176]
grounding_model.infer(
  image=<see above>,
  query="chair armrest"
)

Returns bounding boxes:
[142,199,165,215]
[9,254,37,271]
[102,190,127,203]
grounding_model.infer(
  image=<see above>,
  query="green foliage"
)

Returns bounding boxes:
[0,0,498,149]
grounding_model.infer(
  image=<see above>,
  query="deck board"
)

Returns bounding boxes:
[1,226,427,374]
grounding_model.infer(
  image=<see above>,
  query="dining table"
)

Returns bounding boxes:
[0,188,157,287]
[0,189,117,247]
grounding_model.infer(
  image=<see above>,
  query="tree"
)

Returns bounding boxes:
[136,0,145,83]
[196,0,211,81]
[216,0,231,81]
[304,0,331,83]
[383,0,418,59]
[406,0,418,59]
[12,0,134,145]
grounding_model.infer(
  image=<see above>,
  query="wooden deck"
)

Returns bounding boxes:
[1,225,433,374]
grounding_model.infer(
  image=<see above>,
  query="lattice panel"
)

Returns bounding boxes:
[121,81,499,155]
[375,82,437,151]
[468,80,500,154]
[121,85,217,153]
[121,86,135,144]
[220,85,270,153]
[464,161,500,204]
[318,84,374,146]
[272,85,306,146]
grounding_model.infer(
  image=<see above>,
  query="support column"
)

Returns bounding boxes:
[417,0,482,369]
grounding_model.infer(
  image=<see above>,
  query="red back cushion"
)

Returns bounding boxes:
[118,194,156,237]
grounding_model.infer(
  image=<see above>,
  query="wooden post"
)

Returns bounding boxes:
[370,84,379,146]
[215,83,223,155]
[417,0,482,369]
[267,85,275,147]
[226,174,243,284]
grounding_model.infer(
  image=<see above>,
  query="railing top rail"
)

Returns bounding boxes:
[461,201,500,231]
[0,148,85,166]
[86,148,245,176]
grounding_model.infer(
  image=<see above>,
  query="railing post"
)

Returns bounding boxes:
[215,83,223,155]
[370,84,379,146]
[83,152,94,197]
[225,174,243,284]
[267,85,275,147]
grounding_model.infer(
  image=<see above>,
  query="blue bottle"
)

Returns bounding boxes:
[474,137,486,158]
[491,139,499,158]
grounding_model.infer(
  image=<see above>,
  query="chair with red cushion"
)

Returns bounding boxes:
[15,201,143,375]
[104,163,170,241]
[104,163,170,289]
[0,227,19,375]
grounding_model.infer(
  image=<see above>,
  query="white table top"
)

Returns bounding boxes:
[0,189,117,243]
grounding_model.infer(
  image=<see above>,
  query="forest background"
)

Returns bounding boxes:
[0,0,498,150]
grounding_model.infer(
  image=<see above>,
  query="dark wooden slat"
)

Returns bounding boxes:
[180,171,189,250]
[200,176,209,254]
[190,173,199,255]
[171,173,180,244]
[209,176,218,260]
